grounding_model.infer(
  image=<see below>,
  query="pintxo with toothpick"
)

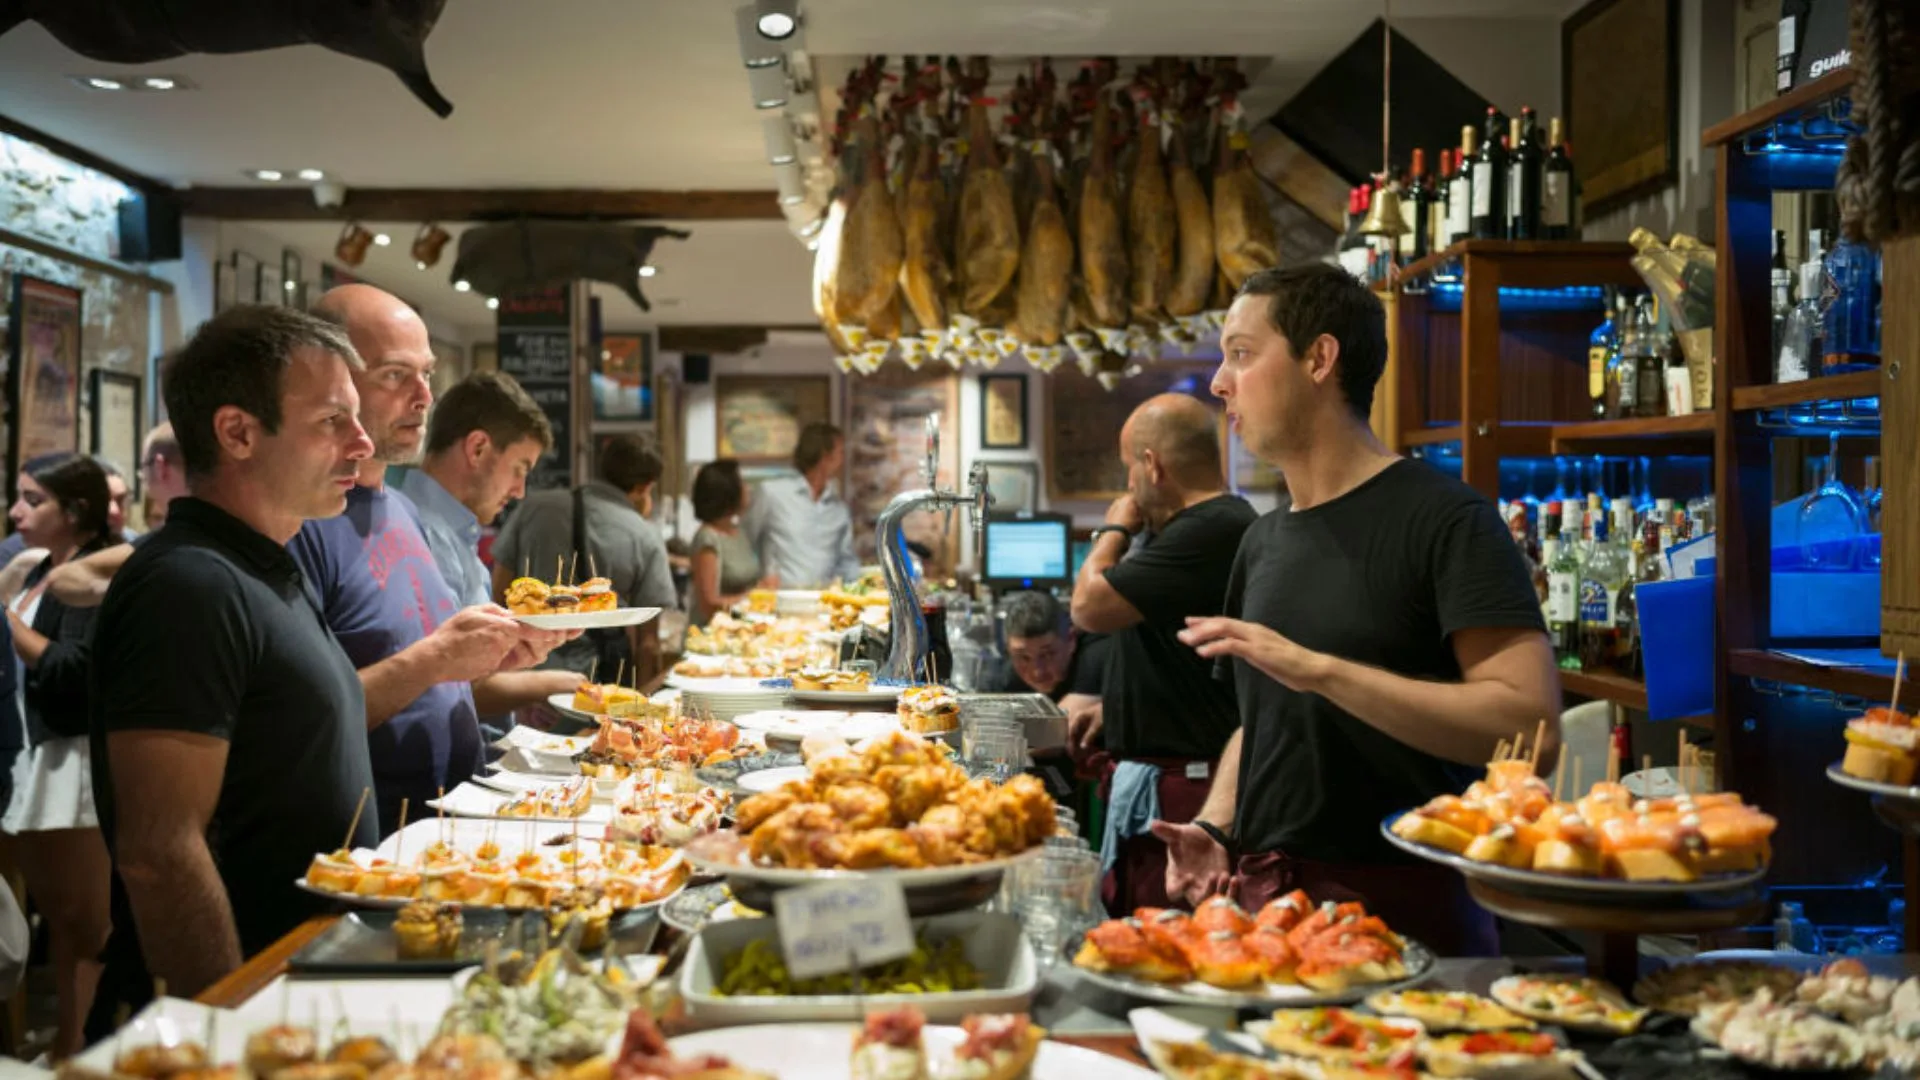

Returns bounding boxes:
[1831,651,1920,797]
[1385,724,1777,898]
[501,567,658,630]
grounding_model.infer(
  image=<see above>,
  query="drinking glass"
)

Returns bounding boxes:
[1863,456,1885,569]
[971,731,1027,782]
[1011,848,1101,967]
[1796,433,1865,569]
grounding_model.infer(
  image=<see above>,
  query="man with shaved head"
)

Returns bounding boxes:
[1070,392,1254,913]
[294,285,564,835]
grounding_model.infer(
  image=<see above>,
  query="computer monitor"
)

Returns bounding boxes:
[982,512,1074,592]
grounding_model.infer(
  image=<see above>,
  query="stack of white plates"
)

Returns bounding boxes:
[675,677,790,722]
[775,589,822,616]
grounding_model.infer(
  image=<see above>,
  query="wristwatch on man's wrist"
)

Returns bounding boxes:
[1089,524,1135,544]
[1193,819,1237,859]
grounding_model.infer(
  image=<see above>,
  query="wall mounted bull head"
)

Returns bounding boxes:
[450,221,691,311]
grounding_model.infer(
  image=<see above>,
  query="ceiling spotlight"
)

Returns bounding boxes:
[373,233,392,247]
[755,0,799,40]
[486,297,500,310]
[747,64,788,110]
[761,114,798,165]
[454,279,472,292]
[249,168,283,182]
[734,5,782,68]
[297,168,325,182]
[83,76,124,91]
[775,161,806,206]
[638,265,658,278]
[141,76,175,91]
[411,223,452,269]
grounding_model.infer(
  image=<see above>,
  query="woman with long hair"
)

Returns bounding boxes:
[688,459,774,626]
[4,453,119,1057]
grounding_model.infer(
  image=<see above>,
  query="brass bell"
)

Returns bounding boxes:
[1358,181,1411,238]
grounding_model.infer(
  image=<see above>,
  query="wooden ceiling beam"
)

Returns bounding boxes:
[174,187,783,221]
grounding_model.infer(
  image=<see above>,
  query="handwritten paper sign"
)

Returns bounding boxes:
[772,878,914,981]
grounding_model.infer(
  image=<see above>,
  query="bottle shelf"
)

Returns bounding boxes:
[1728,649,1897,702]
[1551,413,1716,451]
[1397,240,1640,289]
[1704,68,1856,149]
[1560,669,1649,710]
[1731,370,1882,413]
[1404,418,1713,456]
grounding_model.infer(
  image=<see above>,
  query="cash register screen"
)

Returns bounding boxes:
[983,516,1072,589]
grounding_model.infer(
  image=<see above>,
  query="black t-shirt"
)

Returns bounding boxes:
[999,632,1111,703]
[89,498,378,961]
[1101,494,1257,759]
[1224,460,1547,862]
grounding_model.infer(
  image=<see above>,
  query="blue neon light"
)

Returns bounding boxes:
[1425,283,1608,314]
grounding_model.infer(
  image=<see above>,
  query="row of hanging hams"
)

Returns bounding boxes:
[812,56,1278,386]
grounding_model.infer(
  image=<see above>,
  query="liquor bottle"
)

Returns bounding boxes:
[1613,294,1642,419]
[1447,126,1476,246]
[1611,498,1641,674]
[1547,502,1582,670]
[1587,288,1617,419]
[1537,517,1558,614]
[1821,232,1883,373]
[1635,301,1667,418]
[1663,327,1694,415]
[1627,228,1716,330]
[1542,116,1575,240]
[1336,187,1370,281]
[1506,108,1542,241]
[1641,516,1666,583]
[1430,149,1454,256]
[1770,229,1793,355]
[1471,107,1508,240]
[1578,509,1626,672]
[1603,291,1631,419]
[1776,232,1825,384]
[1407,148,1434,262]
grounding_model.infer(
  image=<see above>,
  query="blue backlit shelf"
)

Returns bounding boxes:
[1422,282,1608,314]
[1732,369,1883,415]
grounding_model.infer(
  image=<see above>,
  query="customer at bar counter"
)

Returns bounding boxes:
[1160,264,1560,955]
[489,433,677,680]
[86,306,381,1031]
[44,423,191,608]
[297,285,564,835]
[3,453,117,1057]
[1070,394,1254,913]
[396,372,580,720]
[743,422,858,589]
[688,459,772,627]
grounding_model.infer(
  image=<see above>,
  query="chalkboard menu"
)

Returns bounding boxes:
[496,284,573,490]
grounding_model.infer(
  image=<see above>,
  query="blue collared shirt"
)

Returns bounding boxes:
[396,468,489,608]
[741,475,861,589]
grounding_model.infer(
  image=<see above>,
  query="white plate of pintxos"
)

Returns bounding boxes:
[428,779,613,823]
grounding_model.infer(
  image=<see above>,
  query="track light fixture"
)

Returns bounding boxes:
[755,0,798,40]
[735,5,782,68]
[747,63,788,110]
[762,114,798,165]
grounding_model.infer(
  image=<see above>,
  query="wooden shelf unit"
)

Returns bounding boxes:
[1726,650,1898,701]
[1702,67,1856,148]
[1729,369,1884,413]
[1559,669,1649,711]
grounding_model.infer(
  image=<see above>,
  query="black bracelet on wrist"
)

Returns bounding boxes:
[1089,524,1134,544]
[1193,819,1236,859]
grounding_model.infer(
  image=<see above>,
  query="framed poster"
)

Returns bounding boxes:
[594,332,655,422]
[982,459,1039,515]
[259,262,284,307]
[1562,0,1678,215]
[233,252,262,303]
[1044,364,1217,500]
[7,276,83,495]
[714,375,831,463]
[845,367,960,566]
[88,369,142,491]
[213,260,237,313]
[979,373,1029,449]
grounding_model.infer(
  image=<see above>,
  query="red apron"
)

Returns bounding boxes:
[1092,753,1215,915]
[1234,849,1499,956]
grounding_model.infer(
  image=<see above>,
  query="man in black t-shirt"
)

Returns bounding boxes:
[1070,393,1255,913]
[86,306,382,1034]
[1158,264,1560,955]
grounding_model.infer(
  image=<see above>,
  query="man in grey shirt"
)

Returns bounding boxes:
[400,372,581,717]
[742,422,860,589]
[490,434,677,678]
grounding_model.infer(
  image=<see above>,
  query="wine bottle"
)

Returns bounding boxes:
[1542,116,1574,240]
[1470,107,1507,240]
[1407,148,1433,262]
[1447,126,1476,246]
[1506,107,1542,241]
[1430,149,1454,256]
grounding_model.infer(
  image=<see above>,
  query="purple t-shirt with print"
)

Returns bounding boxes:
[290,484,480,835]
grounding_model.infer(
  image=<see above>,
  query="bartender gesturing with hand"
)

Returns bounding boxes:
[1153,264,1560,955]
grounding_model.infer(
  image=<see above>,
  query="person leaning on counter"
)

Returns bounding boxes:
[86,306,382,1033]
[1157,264,1561,955]
[1070,393,1255,915]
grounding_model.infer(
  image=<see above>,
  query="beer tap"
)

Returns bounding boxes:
[877,414,992,681]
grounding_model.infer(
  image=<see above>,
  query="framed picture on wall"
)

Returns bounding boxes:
[982,460,1039,515]
[259,263,284,307]
[1045,363,1215,500]
[6,275,83,500]
[714,375,832,463]
[88,369,143,492]
[979,373,1029,450]
[281,249,304,307]
[233,252,262,303]
[594,333,655,422]
[213,260,237,314]
[1562,0,1678,215]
